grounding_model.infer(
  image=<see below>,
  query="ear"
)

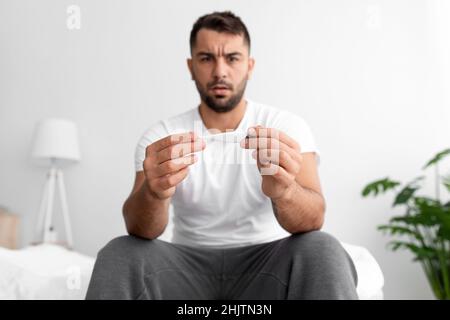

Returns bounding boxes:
[247,57,255,80]
[187,58,194,80]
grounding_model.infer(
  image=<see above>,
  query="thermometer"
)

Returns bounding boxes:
[201,130,248,144]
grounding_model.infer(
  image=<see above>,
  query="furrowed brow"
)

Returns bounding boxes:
[226,52,243,57]
[196,52,215,58]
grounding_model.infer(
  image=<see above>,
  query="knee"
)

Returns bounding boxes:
[283,231,350,263]
[99,235,138,257]
[97,235,162,265]
[88,235,161,299]
[284,231,357,284]
[287,231,342,251]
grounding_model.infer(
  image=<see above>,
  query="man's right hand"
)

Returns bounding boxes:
[143,132,205,200]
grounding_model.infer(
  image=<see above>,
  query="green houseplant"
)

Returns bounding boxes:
[361,148,450,300]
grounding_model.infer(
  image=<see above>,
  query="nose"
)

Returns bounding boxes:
[212,57,228,79]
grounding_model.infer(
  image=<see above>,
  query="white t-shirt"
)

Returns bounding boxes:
[134,99,320,248]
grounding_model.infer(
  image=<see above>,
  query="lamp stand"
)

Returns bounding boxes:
[35,165,74,249]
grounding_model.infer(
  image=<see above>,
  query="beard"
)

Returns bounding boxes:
[194,76,247,113]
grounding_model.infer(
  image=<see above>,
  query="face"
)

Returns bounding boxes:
[188,29,255,113]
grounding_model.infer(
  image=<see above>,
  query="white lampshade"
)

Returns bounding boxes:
[31,118,81,166]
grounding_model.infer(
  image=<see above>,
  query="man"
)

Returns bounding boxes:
[86,11,358,300]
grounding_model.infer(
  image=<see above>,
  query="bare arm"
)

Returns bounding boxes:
[242,127,325,234]
[271,152,325,233]
[122,132,205,239]
[122,171,170,239]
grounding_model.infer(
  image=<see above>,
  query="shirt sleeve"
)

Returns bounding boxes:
[272,111,321,165]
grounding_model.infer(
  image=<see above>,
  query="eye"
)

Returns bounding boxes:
[200,56,211,62]
[228,56,239,62]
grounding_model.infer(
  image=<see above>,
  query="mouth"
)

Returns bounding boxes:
[210,86,230,96]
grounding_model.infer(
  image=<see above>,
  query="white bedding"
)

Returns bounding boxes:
[341,242,384,299]
[0,242,384,299]
[0,244,94,299]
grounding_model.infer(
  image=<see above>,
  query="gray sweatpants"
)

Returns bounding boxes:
[85,231,358,300]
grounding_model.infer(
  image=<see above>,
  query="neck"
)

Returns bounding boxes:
[198,98,247,133]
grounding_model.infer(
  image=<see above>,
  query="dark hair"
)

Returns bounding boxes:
[189,11,251,53]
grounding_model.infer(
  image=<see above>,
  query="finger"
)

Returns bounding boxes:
[260,163,295,187]
[251,148,277,173]
[153,154,197,178]
[241,137,280,150]
[156,139,205,164]
[247,126,300,151]
[155,166,190,190]
[254,149,300,175]
[242,137,302,164]
[147,132,197,155]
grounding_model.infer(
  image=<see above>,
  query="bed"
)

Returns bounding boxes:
[0,241,384,299]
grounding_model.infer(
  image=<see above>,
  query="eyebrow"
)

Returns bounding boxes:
[196,51,243,58]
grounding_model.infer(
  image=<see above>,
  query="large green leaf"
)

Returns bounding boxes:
[437,226,450,241]
[432,208,450,233]
[392,176,425,207]
[362,177,401,197]
[404,198,450,233]
[388,241,437,260]
[423,148,450,170]
[378,224,424,241]
[415,196,449,213]
[390,214,438,227]
[393,186,418,207]
[414,196,441,208]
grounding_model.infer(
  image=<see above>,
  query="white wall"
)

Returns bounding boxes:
[1,0,449,299]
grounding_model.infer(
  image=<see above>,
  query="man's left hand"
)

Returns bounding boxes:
[240,125,303,200]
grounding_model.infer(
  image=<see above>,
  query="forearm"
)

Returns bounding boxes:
[122,183,170,239]
[271,183,325,234]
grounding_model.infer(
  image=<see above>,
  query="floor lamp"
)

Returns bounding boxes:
[31,118,81,249]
